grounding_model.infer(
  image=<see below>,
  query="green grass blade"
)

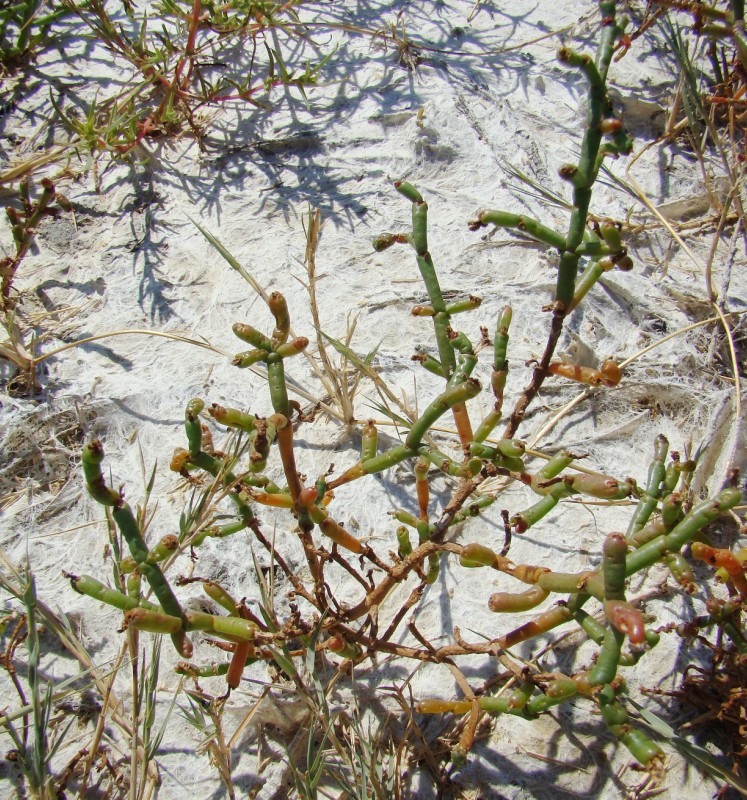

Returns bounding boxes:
[363,400,411,428]
[190,217,268,302]
[628,698,747,794]
[321,332,380,375]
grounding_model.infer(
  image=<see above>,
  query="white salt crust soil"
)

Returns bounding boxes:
[0,1,745,798]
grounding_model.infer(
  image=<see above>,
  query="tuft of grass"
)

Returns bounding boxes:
[0,566,125,799]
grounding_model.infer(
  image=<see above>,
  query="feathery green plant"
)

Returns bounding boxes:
[0,0,71,67]
[53,0,330,156]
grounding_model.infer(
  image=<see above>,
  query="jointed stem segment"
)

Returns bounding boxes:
[82,441,192,658]
[467,3,633,439]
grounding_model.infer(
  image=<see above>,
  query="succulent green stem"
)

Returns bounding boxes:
[627,435,667,536]
[625,488,741,575]
[589,626,624,686]
[405,379,481,450]
[511,482,571,532]
[597,683,663,766]
[471,211,566,249]
[269,291,290,346]
[420,446,482,478]
[67,573,159,612]
[397,526,413,558]
[185,398,205,457]
[82,440,192,656]
[526,676,578,714]
[361,420,378,461]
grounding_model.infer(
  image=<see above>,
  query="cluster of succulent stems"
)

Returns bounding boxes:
[75,411,742,768]
[71,0,745,772]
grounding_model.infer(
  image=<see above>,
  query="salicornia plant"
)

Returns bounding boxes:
[68,0,745,788]
[468,0,634,437]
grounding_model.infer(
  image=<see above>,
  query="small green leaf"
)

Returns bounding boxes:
[266,645,298,681]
